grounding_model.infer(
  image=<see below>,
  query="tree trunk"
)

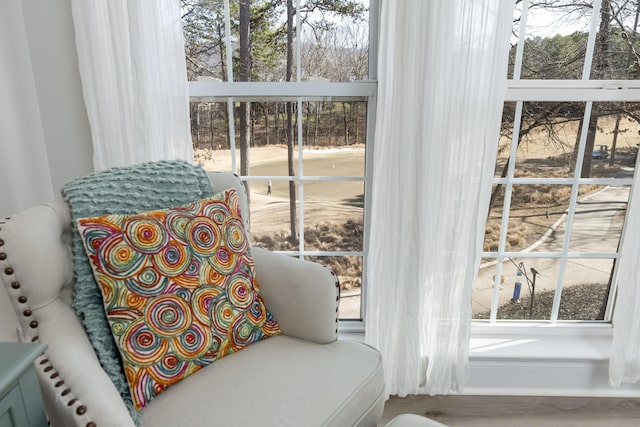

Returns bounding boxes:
[195,104,201,147]
[209,103,215,149]
[239,0,251,208]
[249,108,257,148]
[581,114,597,178]
[328,105,333,145]
[263,103,270,146]
[216,23,231,149]
[305,102,311,144]
[569,115,584,174]
[274,103,280,144]
[581,0,611,178]
[190,103,198,148]
[609,113,621,166]
[286,0,297,244]
[354,102,360,145]
[313,102,319,146]
[343,102,349,145]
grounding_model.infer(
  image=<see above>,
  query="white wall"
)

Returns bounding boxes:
[0,0,93,341]
[21,0,93,192]
[0,0,54,219]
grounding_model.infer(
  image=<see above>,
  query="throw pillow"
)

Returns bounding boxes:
[77,189,280,410]
[62,159,215,421]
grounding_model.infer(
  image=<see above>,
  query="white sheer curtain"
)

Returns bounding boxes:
[71,0,192,171]
[610,173,640,387]
[365,0,514,396]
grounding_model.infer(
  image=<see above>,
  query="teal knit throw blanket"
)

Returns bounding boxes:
[62,160,214,422]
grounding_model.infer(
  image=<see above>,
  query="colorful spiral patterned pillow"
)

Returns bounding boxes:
[77,189,280,410]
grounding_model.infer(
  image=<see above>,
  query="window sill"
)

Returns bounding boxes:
[339,320,640,396]
[469,322,612,361]
[340,321,612,362]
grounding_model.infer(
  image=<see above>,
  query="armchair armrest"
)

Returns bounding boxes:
[251,247,339,344]
[36,301,135,427]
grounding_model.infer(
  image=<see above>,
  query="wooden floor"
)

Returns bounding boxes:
[378,395,640,426]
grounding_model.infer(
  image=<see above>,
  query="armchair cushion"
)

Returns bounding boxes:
[76,189,280,409]
[142,335,384,427]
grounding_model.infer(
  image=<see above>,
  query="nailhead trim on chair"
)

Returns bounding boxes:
[1,220,98,427]
[329,269,341,336]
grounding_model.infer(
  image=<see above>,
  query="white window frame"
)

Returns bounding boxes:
[479,0,637,326]
[188,0,639,345]
[188,0,381,324]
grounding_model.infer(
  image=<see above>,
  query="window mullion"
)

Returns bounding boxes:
[296,0,302,83]
[297,98,304,258]
[490,100,525,322]
[512,0,529,80]
[222,0,236,174]
[581,0,602,80]
[223,0,233,82]
[549,101,594,321]
[295,1,302,258]
[227,97,237,174]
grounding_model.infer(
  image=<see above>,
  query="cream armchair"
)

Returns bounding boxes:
[0,171,384,427]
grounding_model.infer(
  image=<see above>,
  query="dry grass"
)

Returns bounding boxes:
[475,283,608,320]
[484,183,601,253]
[253,219,364,291]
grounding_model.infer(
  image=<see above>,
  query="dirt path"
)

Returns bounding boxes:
[473,184,630,318]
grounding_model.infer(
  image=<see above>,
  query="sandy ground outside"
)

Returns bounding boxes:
[196,144,635,319]
[196,146,365,233]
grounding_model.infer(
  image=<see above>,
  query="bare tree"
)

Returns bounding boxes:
[239,0,251,208]
[286,0,297,244]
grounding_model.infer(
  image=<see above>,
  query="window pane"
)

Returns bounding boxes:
[303,184,364,252]
[301,6,370,82]
[517,102,583,178]
[250,178,300,251]
[518,4,592,80]
[495,102,516,178]
[182,0,227,81]
[297,101,367,151]
[485,184,572,254]
[497,258,552,320]
[588,102,640,178]
[569,184,629,252]
[191,102,232,168]
[496,102,590,179]
[474,258,555,320]
[589,1,640,80]
[558,258,614,321]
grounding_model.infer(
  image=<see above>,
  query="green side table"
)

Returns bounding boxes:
[0,342,47,427]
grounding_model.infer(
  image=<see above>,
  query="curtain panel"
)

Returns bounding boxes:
[610,171,640,387]
[71,0,192,171]
[365,0,514,396]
